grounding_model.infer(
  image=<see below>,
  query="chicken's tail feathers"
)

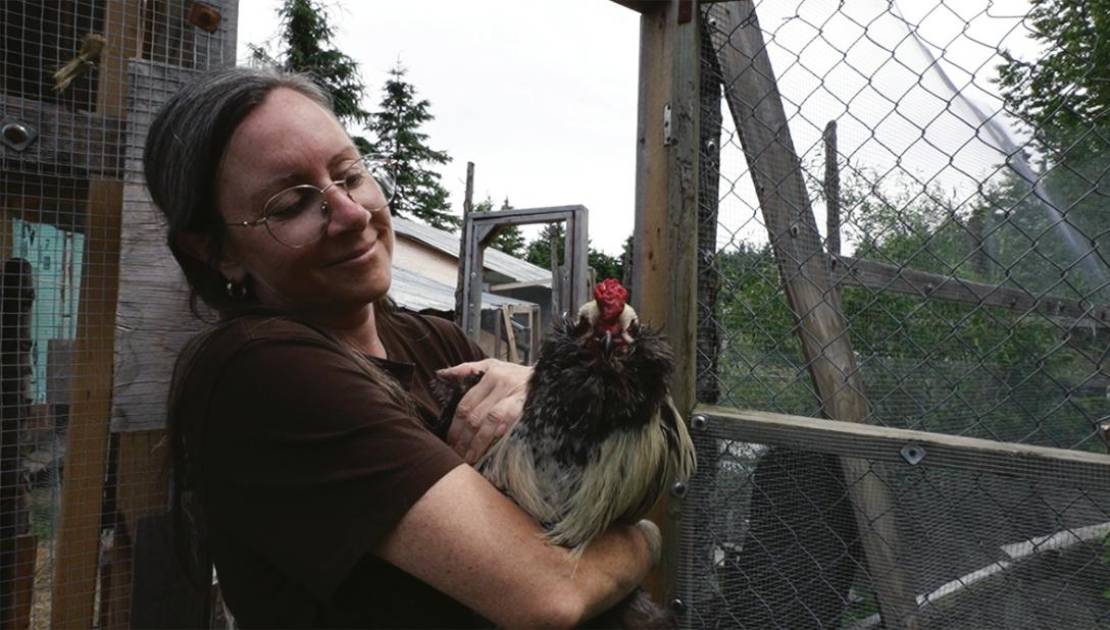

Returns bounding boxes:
[662,395,697,485]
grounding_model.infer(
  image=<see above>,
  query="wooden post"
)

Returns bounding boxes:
[453,161,476,326]
[0,258,33,629]
[52,1,139,626]
[630,0,700,606]
[708,2,919,626]
[824,120,840,257]
[696,8,723,405]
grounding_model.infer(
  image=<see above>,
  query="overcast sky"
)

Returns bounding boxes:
[237,0,641,255]
[236,0,1039,256]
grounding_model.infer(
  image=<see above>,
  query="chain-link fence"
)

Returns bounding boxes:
[686,0,1110,627]
[2,1,235,626]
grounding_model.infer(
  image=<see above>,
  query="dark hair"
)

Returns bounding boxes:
[143,66,332,314]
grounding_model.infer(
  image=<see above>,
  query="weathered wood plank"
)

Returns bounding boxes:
[111,59,209,433]
[1,93,124,179]
[696,8,722,405]
[824,121,840,257]
[832,254,1110,327]
[52,1,140,625]
[710,2,919,625]
[695,405,1110,488]
[631,0,700,608]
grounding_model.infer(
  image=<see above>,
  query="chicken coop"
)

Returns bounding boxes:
[1,0,1109,628]
[613,1,1110,628]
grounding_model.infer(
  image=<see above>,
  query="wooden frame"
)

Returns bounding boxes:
[693,405,1110,488]
[456,205,589,340]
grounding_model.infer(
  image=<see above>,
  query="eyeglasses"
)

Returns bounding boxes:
[225,156,397,248]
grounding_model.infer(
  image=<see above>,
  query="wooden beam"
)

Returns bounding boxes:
[709,2,919,626]
[1,93,124,179]
[52,1,139,626]
[832,255,1110,327]
[824,121,840,257]
[694,405,1110,488]
[630,0,700,608]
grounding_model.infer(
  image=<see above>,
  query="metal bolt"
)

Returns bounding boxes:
[670,598,687,613]
[789,224,800,238]
[1,121,36,151]
[900,442,926,465]
[671,481,688,497]
[691,414,708,431]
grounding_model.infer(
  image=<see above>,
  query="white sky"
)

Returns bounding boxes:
[236,0,641,255]
[236,0,1040,256]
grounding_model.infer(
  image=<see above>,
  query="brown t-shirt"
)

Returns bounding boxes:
[173,309,485,628]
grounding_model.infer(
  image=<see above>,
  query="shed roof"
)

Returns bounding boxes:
[389,265,536,313]
[392,216,551,288]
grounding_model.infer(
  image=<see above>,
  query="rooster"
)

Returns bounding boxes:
[438,279,696,627]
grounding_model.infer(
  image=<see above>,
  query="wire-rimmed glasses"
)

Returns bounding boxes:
[226,156,396,248]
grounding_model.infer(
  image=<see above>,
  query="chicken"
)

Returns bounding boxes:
[478,279,696,551]
[438,279,696,627]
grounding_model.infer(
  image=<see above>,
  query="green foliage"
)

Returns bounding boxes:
[525,223,564,270]
[714,167,1098,447]
[997,0,1110,157]
[994,0,1110,298]
[366,63,458,231]
[473,196,525,257]
[589,249,623,282]
[254,0,371,149]
[524,223,626,282]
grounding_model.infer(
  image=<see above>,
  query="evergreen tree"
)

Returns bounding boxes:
[367,63,458,230]
[524,223,625,281]
[473,197,525,257]
[251,0,372,152]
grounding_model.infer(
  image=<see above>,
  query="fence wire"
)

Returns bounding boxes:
[2,0,235,626]
[690,0,1110,627]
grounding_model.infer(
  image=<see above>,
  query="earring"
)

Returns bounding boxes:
[225,280,248,300]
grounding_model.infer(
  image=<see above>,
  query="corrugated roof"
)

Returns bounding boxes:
[390,265,535,313]
[392,216,551,287]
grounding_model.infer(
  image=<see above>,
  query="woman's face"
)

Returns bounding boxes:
[214,88,394,319]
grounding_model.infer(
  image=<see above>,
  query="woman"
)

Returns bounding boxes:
[144,66,659,628]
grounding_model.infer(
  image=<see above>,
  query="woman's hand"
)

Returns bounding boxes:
[437,359,531,464]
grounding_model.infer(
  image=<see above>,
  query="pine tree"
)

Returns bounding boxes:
[524,224,625,280]
[251,0,373,152]
[367,63,458,230]
[473,197,525,257]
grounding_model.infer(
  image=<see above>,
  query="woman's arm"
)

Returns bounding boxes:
[376,464,658,629]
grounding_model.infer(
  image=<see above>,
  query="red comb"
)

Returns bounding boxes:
[594,279,628,324]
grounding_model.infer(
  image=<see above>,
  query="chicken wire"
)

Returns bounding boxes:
[689,0,1110,627]
[1,0,235,626]
[677,413,1110,629]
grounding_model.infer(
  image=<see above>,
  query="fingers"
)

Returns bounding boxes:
[437,359,494,382]
[447,375,498,454]
[443,359,531,464]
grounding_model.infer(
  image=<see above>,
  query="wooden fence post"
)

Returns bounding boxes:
[52,1,140,626]
[708,2,919,626]
[629,0,700,607]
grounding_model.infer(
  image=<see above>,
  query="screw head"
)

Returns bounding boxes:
[691,414,708,431]
[671,481,688,497]
[670,598,687,613]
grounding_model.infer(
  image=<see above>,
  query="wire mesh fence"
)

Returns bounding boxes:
[678,409,1110,629]
[690,0,1110,626]
[2,0,235,626]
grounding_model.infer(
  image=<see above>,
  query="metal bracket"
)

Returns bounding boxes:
[663,103,674,146]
